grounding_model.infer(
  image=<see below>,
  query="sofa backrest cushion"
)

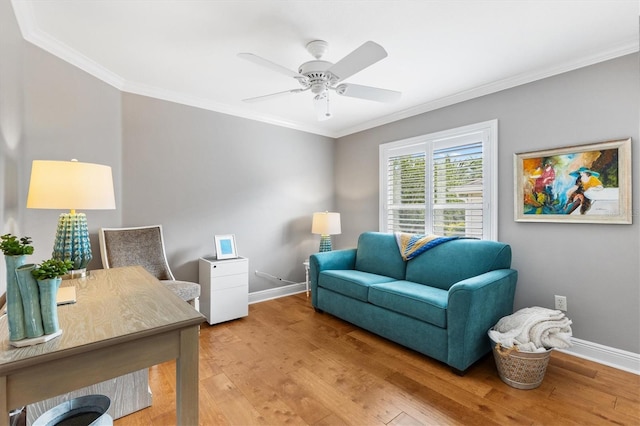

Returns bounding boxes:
[354,232,406,280]
[405,239,512,290]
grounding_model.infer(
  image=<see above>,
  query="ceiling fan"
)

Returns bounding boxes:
[238,40,401,121]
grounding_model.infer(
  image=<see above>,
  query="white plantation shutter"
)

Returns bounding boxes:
[431,140,484,238]
[384,147,426,233]
[380,120,497,240]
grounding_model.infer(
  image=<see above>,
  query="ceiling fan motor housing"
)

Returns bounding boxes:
[298,60,337,94]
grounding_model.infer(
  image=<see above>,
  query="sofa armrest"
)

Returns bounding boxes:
[446,269,518,371]
[309,249,357,307]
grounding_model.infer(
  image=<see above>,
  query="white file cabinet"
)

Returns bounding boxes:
[199,256,249,325]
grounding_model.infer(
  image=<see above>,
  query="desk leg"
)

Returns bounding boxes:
[176,325,199,426]
[1,376,7,426]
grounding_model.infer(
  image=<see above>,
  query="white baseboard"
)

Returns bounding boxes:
[249,282,307,304]
[557,337,639,375]
[249,287,640,375]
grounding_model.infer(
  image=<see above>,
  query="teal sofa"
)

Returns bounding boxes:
[309,232,517,373]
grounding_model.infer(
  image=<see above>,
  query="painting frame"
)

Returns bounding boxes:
[214,234,238,259]
[514,138,632,224]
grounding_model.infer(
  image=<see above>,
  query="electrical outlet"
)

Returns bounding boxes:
[554,295,567,311]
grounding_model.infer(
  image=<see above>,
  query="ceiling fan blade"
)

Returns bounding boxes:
[327,41,388,82]
[335,83,401,103]
[314,94,332,121]
[242,88,306,103]
[238,53,306,79]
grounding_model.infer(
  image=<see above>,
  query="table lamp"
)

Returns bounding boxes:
[26,159,116,277]
[311,211,341,252]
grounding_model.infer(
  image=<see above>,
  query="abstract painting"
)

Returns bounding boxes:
[514,138,631,224]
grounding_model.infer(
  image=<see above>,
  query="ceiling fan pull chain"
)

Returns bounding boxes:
[325,93,331,119]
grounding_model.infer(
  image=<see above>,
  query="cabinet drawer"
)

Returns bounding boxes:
[209,260,247,277]
[211,274,248,290]
[208,286,248,324]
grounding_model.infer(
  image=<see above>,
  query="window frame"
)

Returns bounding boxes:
[379,119,498,240]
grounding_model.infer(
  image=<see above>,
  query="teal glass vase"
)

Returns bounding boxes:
[4,255,27,341]
[38,277,62,335]
[15,264,44,338]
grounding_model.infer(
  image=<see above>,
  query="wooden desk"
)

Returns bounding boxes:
[0,266,205,425]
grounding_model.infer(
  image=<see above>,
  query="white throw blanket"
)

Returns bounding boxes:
[488,307,572,352]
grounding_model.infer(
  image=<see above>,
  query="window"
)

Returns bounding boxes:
[380,120,497,240]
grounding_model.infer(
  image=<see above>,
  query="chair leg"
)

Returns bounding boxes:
[189,297,200,312]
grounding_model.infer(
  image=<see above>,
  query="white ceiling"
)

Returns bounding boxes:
[11,0,639,138]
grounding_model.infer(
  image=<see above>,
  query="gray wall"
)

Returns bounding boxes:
[335,54,640,353]
[20,42,123,269]
[121,94,334,290]
[0,0,26,296]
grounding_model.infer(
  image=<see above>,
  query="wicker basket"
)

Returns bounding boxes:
[490,337,552,389]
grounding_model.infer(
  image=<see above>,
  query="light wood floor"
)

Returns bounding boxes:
[115,293,639,425]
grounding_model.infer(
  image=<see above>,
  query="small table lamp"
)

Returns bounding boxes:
[26,159,116,277]
[311,211,341,252]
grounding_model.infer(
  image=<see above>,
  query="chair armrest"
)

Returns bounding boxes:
[446,269,518,371]
[309,249,357,307]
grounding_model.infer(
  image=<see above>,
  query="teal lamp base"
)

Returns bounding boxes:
[52,212,92,277]
[319,235,332,252]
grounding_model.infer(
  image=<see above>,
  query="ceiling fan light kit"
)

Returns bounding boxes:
[238,40,401,120]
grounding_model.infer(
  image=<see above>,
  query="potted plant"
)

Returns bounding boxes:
[31,259,73,281]
[32,259,73,335]
[1,234,34,341]
[0,234,34,256]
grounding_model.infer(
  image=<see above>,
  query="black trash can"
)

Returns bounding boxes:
[33,395,112,426]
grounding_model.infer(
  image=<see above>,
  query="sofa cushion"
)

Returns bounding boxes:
[368,280,448,328]
[318,270,396,302]
[405,239,512,290]
[354,232,406,280]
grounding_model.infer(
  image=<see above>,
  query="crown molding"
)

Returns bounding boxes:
[120,80,338,138]
[334,37,640,138]
[12,0,638,139]
[11,0,337,137]
[12,0,126,89]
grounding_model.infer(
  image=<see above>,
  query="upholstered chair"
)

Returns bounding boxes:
[98,225,200,310]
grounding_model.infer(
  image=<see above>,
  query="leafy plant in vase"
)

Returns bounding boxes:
[0,234,35,256]
[32,259,73,335]
[1,234,34,341]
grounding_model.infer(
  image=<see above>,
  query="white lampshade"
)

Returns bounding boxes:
[311,212,341,236]
[27,160,116,211]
